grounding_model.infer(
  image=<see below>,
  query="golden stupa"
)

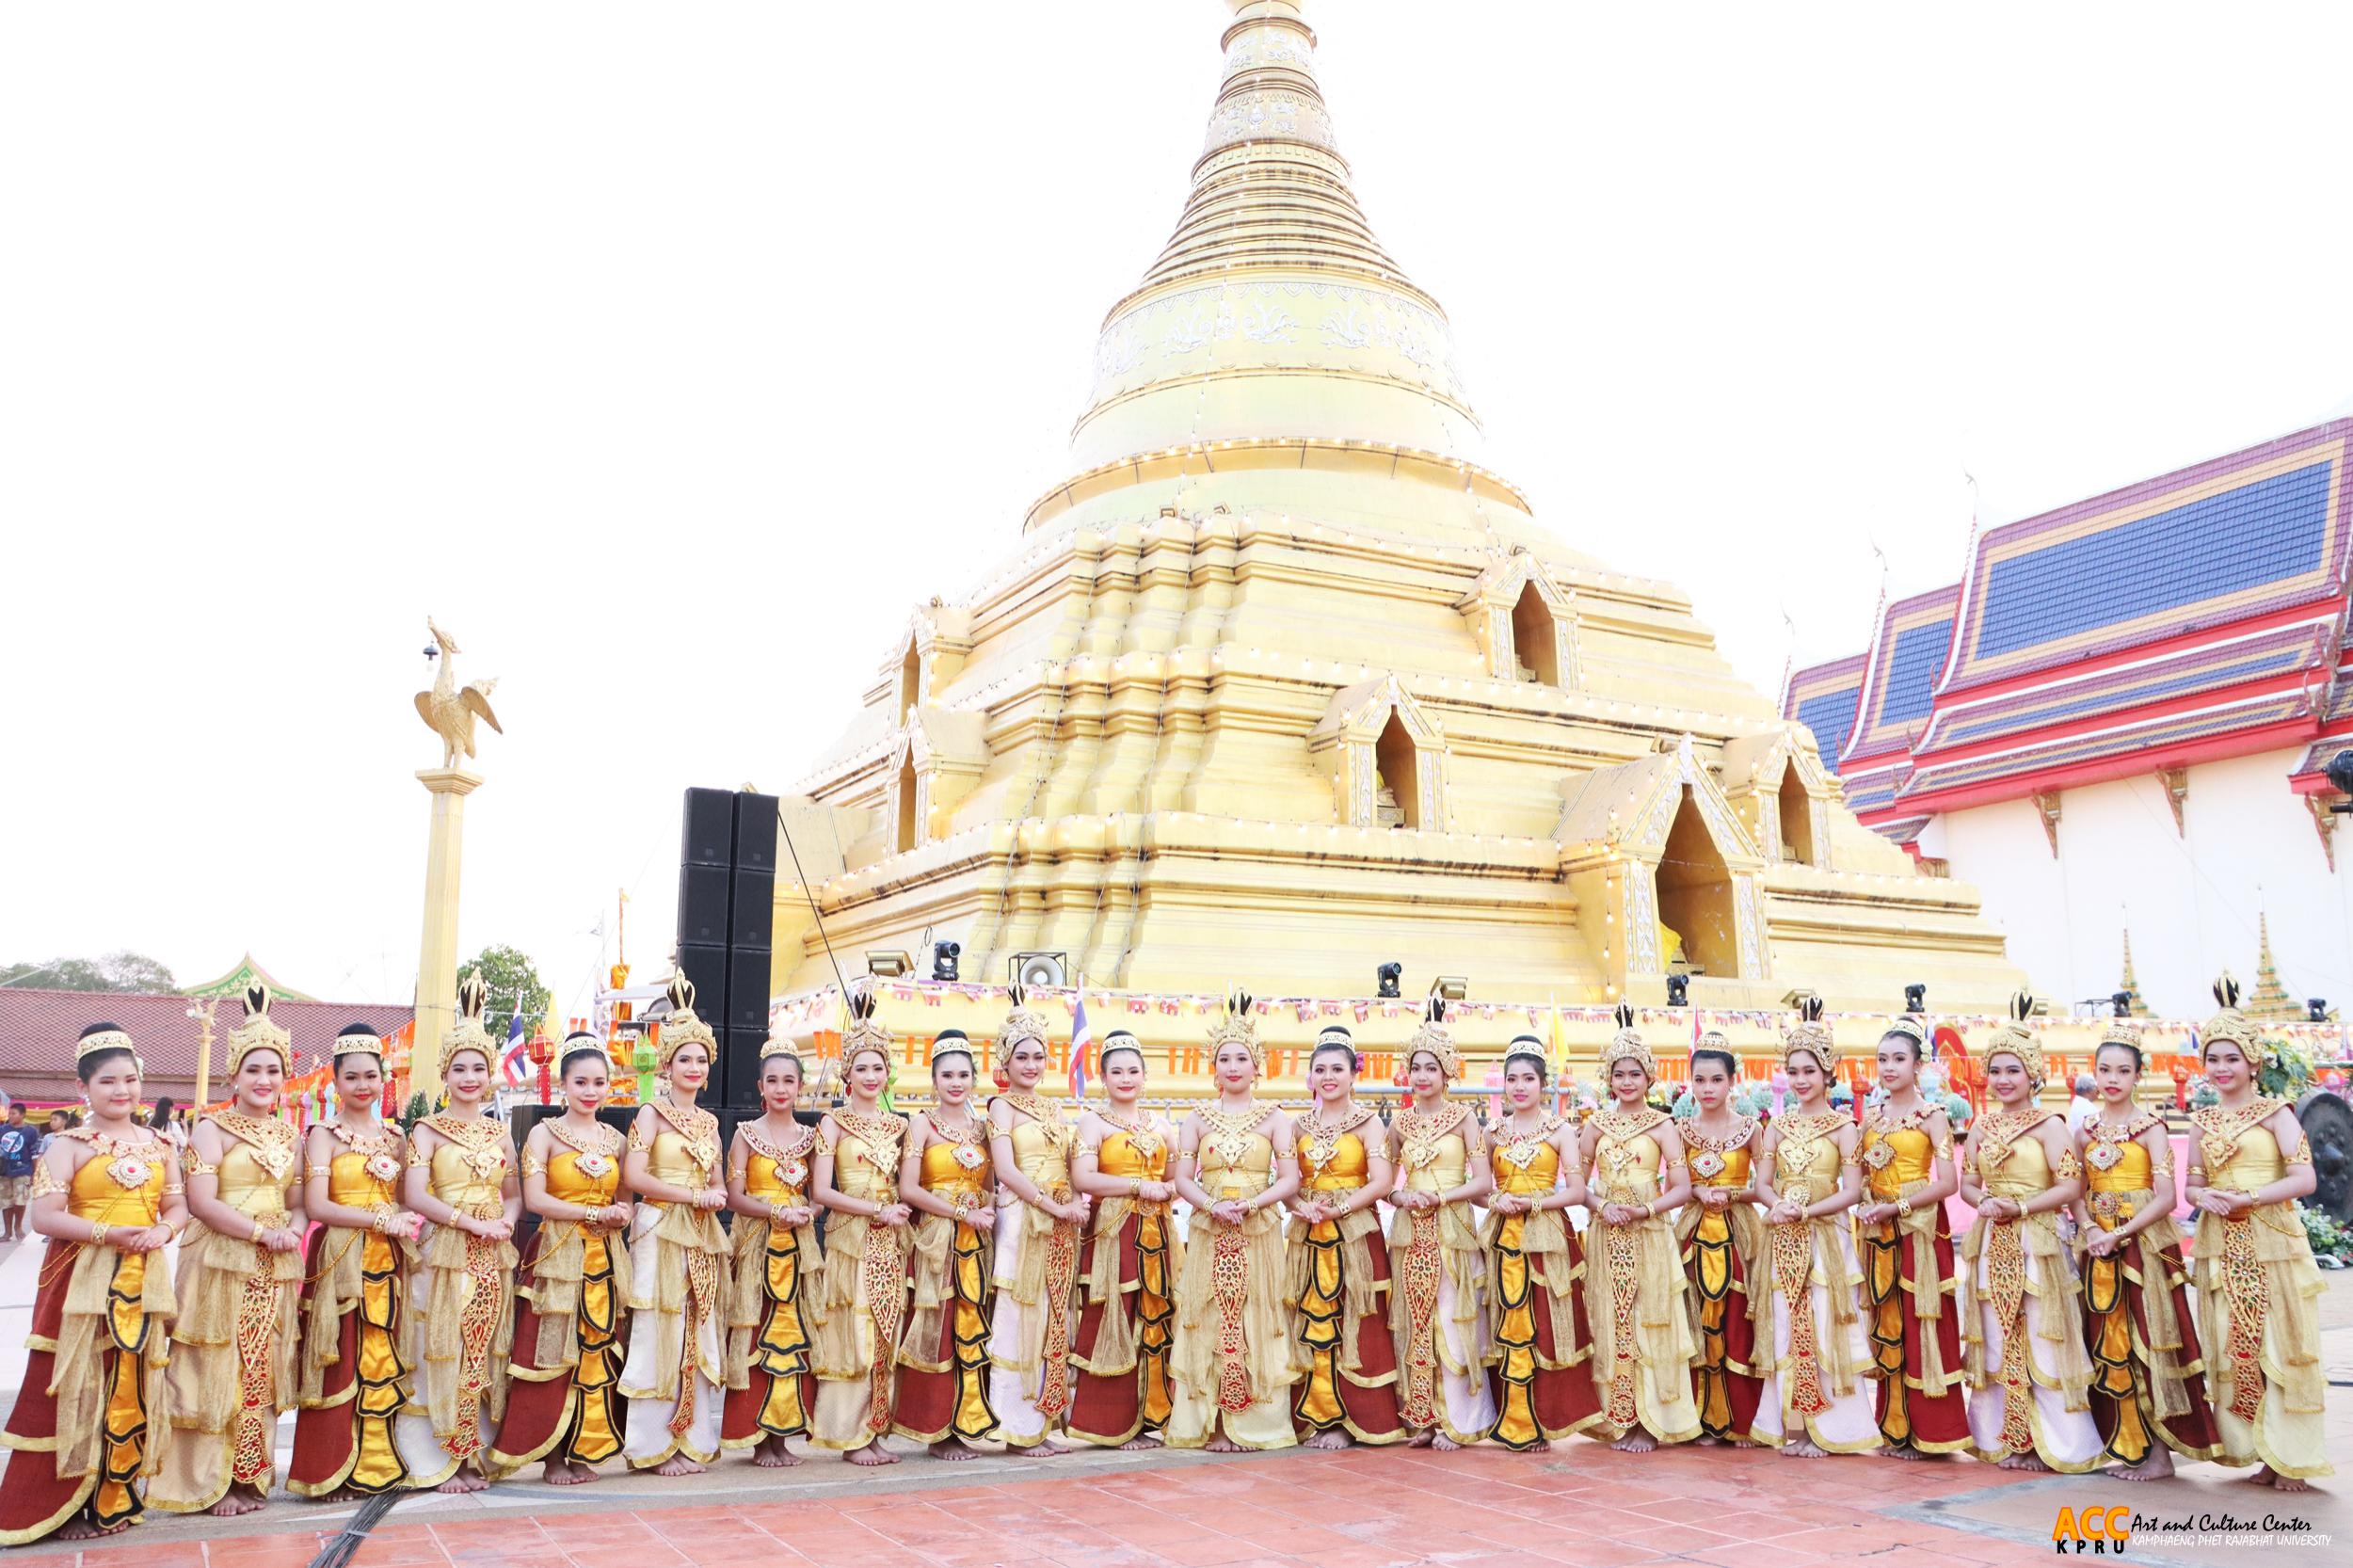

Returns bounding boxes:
[771,0,2021,1023]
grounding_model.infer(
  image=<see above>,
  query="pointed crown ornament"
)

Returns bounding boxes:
[1204,985,1264,1074]
[993,982,1053,1078]
[840,985,894,1073]
[1599,1001,1657,1081]
[226,983,292,1076]
[1405,996,1463,1080]
[439,970,498,1079]
[1781,992,1837,1080]
[656,973,717,1072]
[1980,991,2047,1092]
[2198,971,2279,1069]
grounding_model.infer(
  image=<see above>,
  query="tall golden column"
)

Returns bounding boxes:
[408,617,503,1100]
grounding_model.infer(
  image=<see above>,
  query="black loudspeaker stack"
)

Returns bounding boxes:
[676,787,779,1109]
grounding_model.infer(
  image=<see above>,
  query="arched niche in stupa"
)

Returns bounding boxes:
[1308,675,1449,831]
[879,710,990,861]
[1456,547,1578,691]
[1556,734,1769,995]
[1721,724,1838,871]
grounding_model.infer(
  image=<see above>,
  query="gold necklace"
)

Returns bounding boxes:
[214,1108,296,1181]
[1497,1113,1554,1170]
[1299,1105,1369,1172]
[932,1109,988,1170]
[1199,1102,1265,1168]
[1097,1108,1163,1162]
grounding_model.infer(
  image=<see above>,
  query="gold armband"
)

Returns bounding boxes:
[1933,1138,1955,1160]
[2152,1157,2175,1176]
[306,1162,331,1178]
[626,1122,653,1153]
[2055,1150,2083,1180]
[29,1163,65,1200]
[406,1144,432,1168]
[2286,1137,2313,1168]
[520,1150,548,1179]
[184,1155,219,1177]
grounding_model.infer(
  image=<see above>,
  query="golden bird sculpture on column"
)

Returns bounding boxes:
[414,616,504,767]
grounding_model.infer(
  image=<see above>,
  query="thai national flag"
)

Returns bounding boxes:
[1069,989,1093,1101]
[500,1012,529,1086]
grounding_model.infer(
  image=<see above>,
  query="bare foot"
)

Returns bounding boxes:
[2251,1465,2313,1493]
[1997,1453,2050,1472]
[55,1518,130,1541]
[542,1459,590,1485]
[568,1461,600,1483]
[928,1439,983,1462]
[652,1453,707,1477]
[1117,1434,1164,1451]
[1302,1430,1353,1450]
[1205,1433,1245,1453]
[1612,1428,1658,1453]
[210,1483,269,1516]
[437,1465,489,1494]
[752,1438,802,1468]
[1879,1443,1929,1461]
[1694,1433,1723,1447]
[1406,1431,1435,1449]
[1782,1437,1827,1459]
[2109,1452,2171,1482]
[1431,1432,1462,1452]
[846,1440,898,1466]
[1019,1438,1068,1457]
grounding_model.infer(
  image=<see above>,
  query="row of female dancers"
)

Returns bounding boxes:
[0,973,2330,1544]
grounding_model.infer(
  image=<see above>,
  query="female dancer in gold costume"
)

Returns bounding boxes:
[620,977,730,1474]
[1958,995,2101,1472]
[1388,1001,1496,1448]
[2185,976,2331,1489]
[809,992,913,1464]
[152,987,306,1517]
[1168,991,1302,1451]
[290,1023,424,1498]
[1854,1016,1968,1456]
[1069,1030,1181,1448]
[495,1033,632,1484]
[986,986,1088,1452]
[723,1039,821,1466]
[1484,1036,1600,1451]
[1751,1000,1877,1456]
[1287,1028,1404,1448]
[1577,1005,1700,1450]
[895,1030,998,1459]
[1676,1036,1761,1445]
[2073,1020,2219,1480]
[0,1025,183,1544]
[396,974,521,1493]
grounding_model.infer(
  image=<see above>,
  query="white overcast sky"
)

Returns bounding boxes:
[6,2,2350,1017]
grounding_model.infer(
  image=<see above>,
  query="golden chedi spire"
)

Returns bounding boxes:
[1057,0,1499,517]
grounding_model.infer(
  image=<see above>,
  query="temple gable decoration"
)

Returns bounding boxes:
[1455,546,1578,690]
[1308,675,1450,831]
[1557,734,1769,993]
[885,709,989,856]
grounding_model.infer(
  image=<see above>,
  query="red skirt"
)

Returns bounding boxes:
[287,1225,413,1496]
[1290,1219,1404,1443]
[2082,1223,2223,1464]
[1488,1221,1602,1448]
[489,1223,627,1471]
[1068,1208,1179,1446]
[1860,1215,1971,1452]
[889,1217,992,1446]
[1682,1217,1763,1443]
[0,1241,155,1545]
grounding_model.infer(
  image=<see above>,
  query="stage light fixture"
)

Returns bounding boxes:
[1903,983,1928,1014]
[1376,963,1402,1000]
[932,941,961,982]
[1665,973,1689,1007]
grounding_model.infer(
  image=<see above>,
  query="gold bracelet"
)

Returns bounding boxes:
[1897,1197,1913,1217]
[1128,1176,1143,1198]
[89,1223,111,1247]
[250,1217,266,1242]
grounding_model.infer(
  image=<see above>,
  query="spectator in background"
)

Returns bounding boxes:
[0,1103,34,1241]
[2066,1071,2099,1132]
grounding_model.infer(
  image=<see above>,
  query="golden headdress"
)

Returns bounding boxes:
[840,985,893,1068]
[1204,986,1263,1075]
[927,1027,976,1069]
[332,1020,386,1064]
[75,1021,140,1074]
[1099,1028,1145,1067]
[1405,997,1463,1080]
[993,983,1052,1078]
[1599,1001,1656,1082]
[559,1029,609,1072]
[1502,1032,1549,1080]
[226,983,291,1075]
[2198,972,2275,1067]
[2096,1017,2144,1056]
[656,974,717,1072]
[439,970,497,1079]
[1979,991,2045,1091]
[1880,1014,1930,1055]
[1781,993,1837,1080]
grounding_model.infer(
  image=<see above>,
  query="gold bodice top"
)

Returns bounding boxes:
[994,1096,1073,1198]
[324,1144,403,1211]
[54,1131,168,1228]
[826,1112,904,1204]
[206,1114,296,1224]
[419,1113,509,1221]
[1863,1110,1945,1198]
[736,1125,815,1207]
[1296,1120,1375,1192]
[1395,1106,1477,1195]
[1489,1120,1564,1198]
[1195,1130,1275,1202]
[544,1149,621,1208]
[1589,1110,1667,1207]
[2083,1113,2163,1195]
[1769,1112,1849,1206]
[1093,1125,1168,1183]
[2193,1099,2296,1192]
[1971,1111,2060,1199]
[918,1134,989,1197]
[634,1103,720,1200]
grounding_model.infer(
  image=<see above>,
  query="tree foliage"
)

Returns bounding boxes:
[3,951,178,993]
[461,943,553,1045]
